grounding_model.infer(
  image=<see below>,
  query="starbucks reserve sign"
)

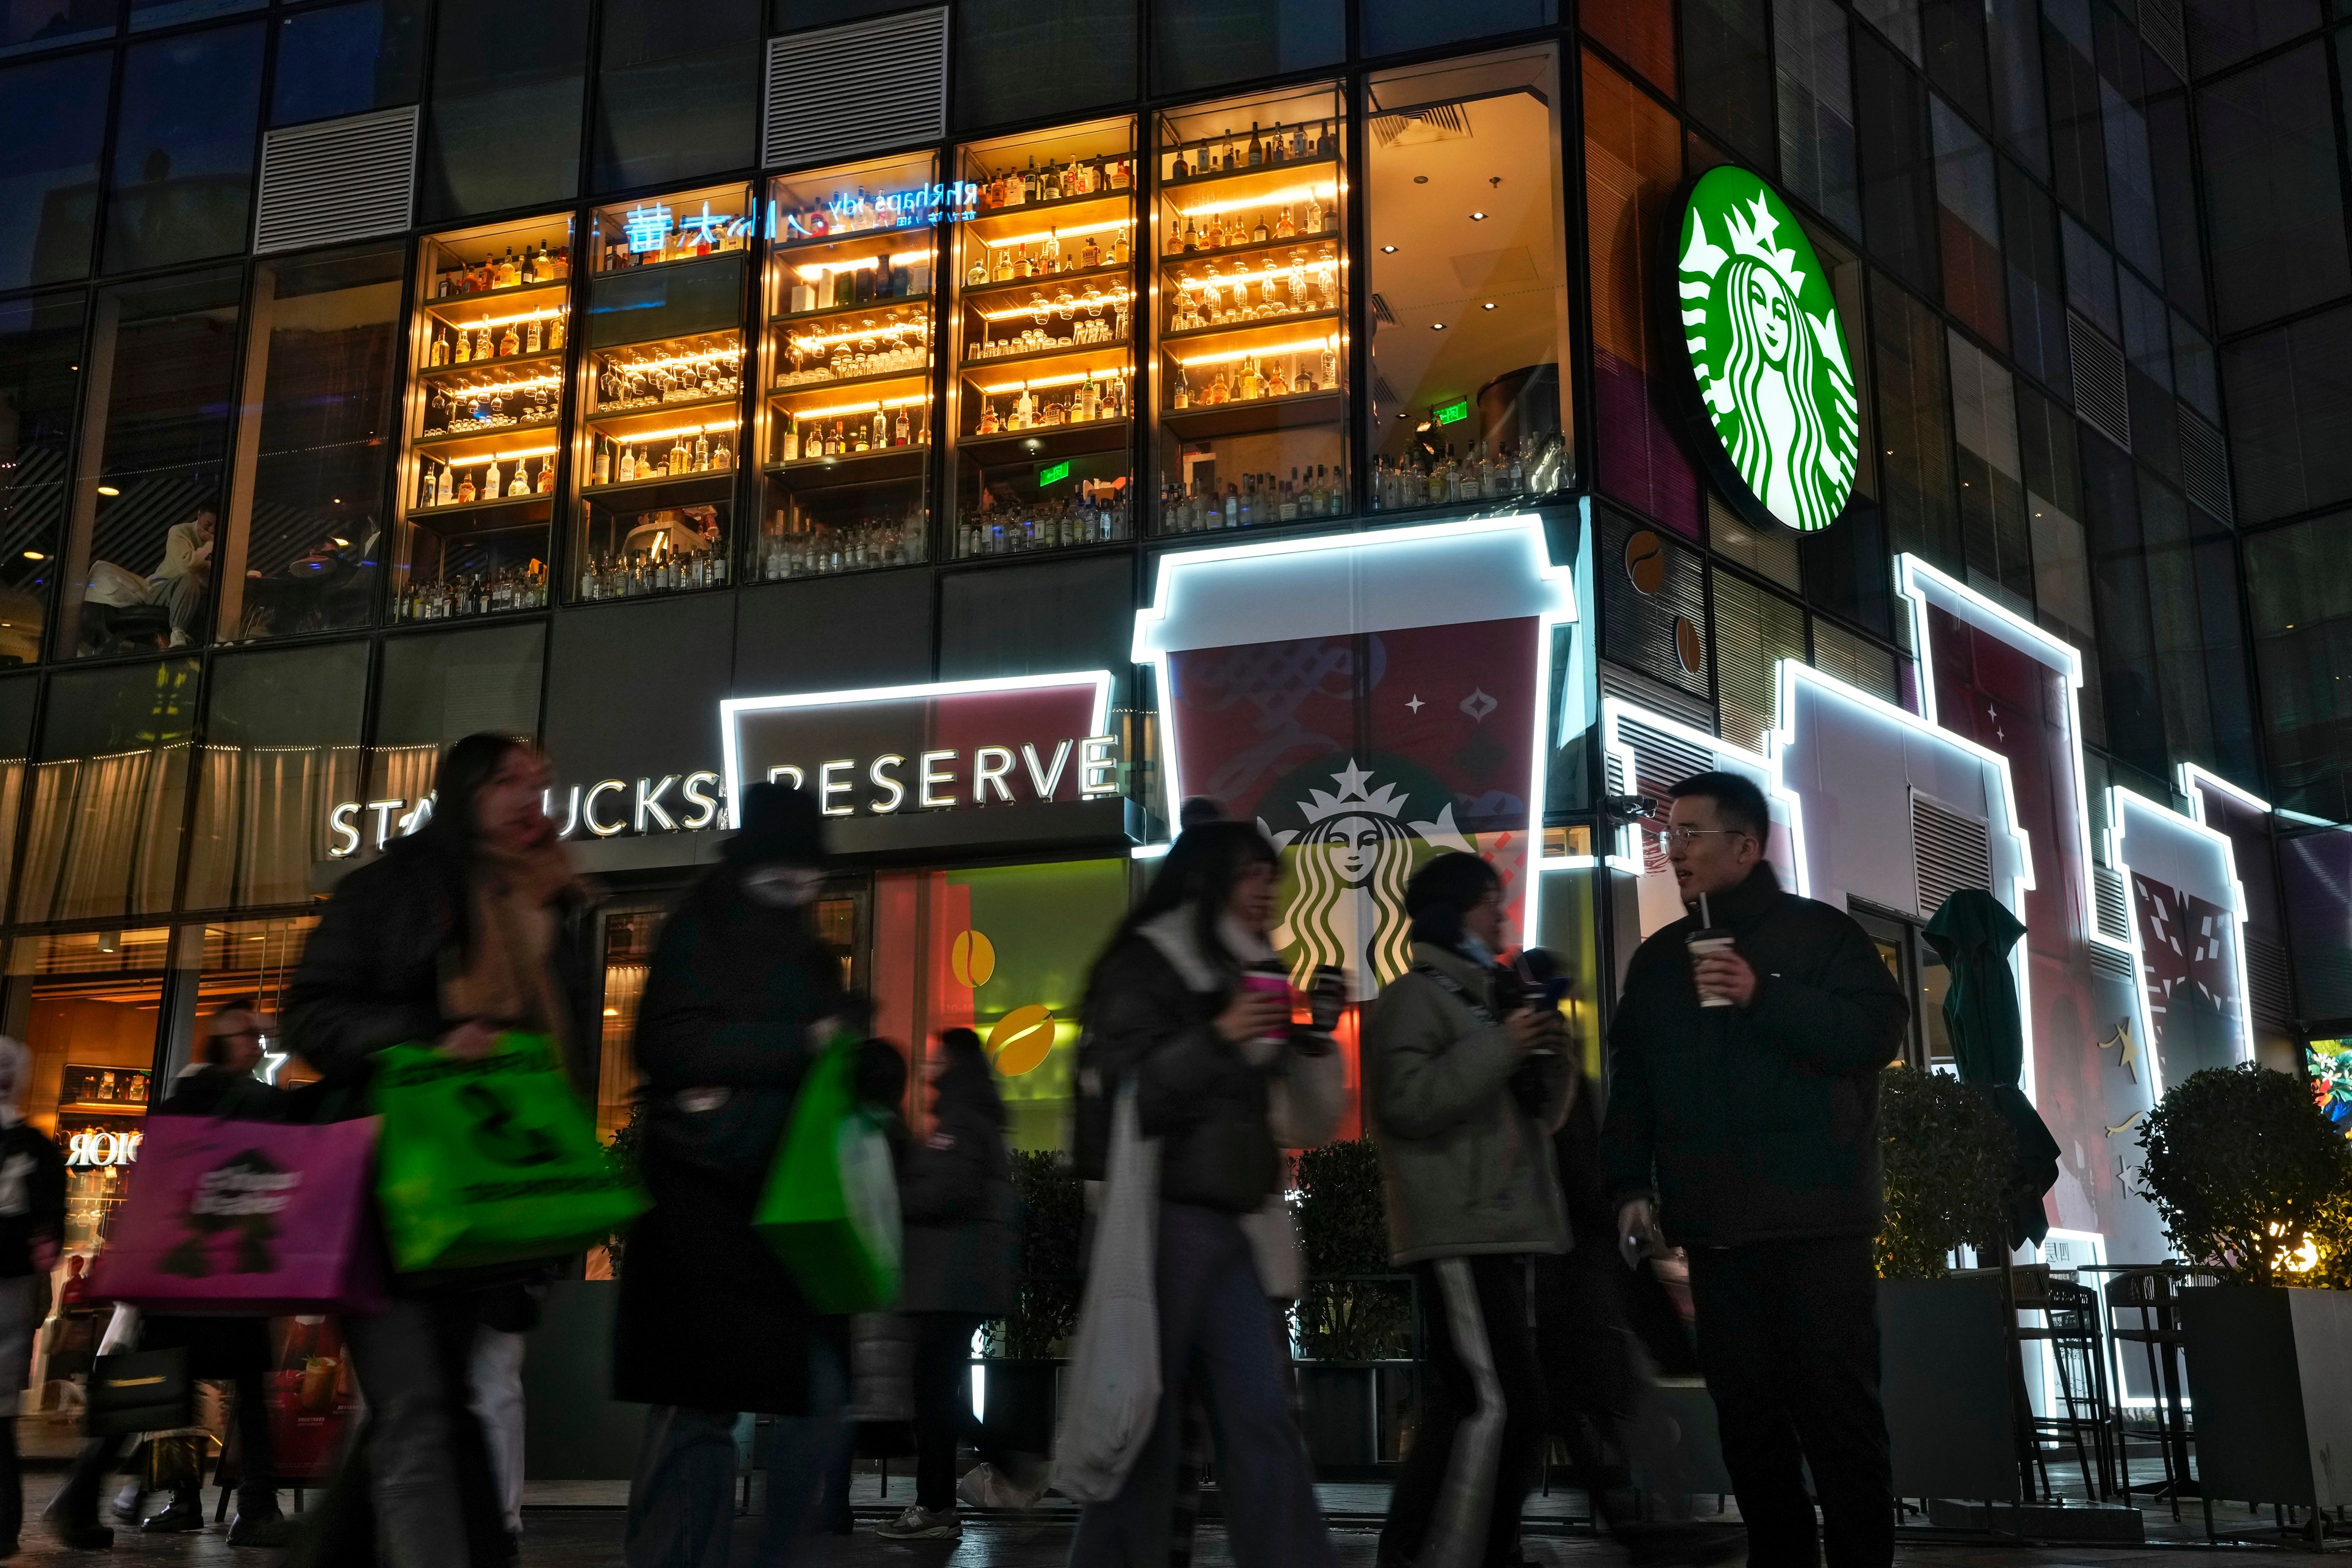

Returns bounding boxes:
[1669,166,1860,533]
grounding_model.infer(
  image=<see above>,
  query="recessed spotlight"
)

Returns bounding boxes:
[1430,322,1445,330]
[1413,175,1428,184]
[95,485,119,496]
[1470,211,1487,221]
[1381,245,1397,253]
[21,551,43,561]
[1482,302,1496,310]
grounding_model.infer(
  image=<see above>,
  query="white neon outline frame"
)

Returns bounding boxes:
[1595,693,1814,900]
[2106,783,2261,1089]
[717,670,1115,829]
[1132,514,1577,942]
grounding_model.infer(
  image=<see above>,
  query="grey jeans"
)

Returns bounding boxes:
[624,1338,847,1568]
[342,1295,486,1568]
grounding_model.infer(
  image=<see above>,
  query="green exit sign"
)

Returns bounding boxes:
[1433,397,1470,427]
[1037,459,1072,487]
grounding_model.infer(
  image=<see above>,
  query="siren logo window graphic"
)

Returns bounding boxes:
[1674,167,1859,533]
[1271,760,1477,994]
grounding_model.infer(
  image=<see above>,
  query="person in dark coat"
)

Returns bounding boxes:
[283,733,595,1568]
[615,783,851,1568]
[0,1037,64,1558]
[1602,772,1907,1568]
[1067,820,1337,1568]
[78,999,293,1546]
[872,1028,1019,1541]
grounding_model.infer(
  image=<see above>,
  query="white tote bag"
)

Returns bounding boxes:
[1051,1082,1161,1504]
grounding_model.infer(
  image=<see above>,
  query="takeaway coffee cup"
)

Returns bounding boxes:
[1242,964,1292,1045]
[1686,929,1736,1007]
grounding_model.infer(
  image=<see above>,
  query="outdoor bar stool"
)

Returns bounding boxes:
[2014,1277,2117,1501]
[2104,1266,2194,1518]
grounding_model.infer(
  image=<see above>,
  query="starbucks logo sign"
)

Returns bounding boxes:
[1672,167,1859,532]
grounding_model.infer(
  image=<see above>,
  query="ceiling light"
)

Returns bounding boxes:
[1381,245,1396,253]
[1430,322,1445,330]
[95,485,119,496]
[21,551,42,561]
[1470,211,1487,221]
[1482,302,1496,310]
[330,536,350,547]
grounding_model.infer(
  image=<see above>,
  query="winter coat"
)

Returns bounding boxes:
[612,867,847,1415]
[1365,941,1574,1265]
[1601,862,1909,1247]
[1072,908,1312,1215]
[282,834,600,1095]
[0,1124,64,1281]
[899,1052,1015,1318]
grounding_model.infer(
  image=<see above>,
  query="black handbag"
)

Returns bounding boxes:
[87,1347,194,1438]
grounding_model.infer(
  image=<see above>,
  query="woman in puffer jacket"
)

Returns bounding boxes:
[1065,821,1338,1568]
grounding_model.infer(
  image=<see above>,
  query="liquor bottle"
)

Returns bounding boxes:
[693,430,710,470]
[1172,370,1190,410]
[1277,205,1296,240]
[1207,214,1226,250]
[1291,122,1308,159]
[1181,215,1199,254]
[594,439,611,484]
[1080,231,1099,269]
[452,327,472,365]
[473,325,494,361]
[1113,229,1130,266]
[1042,160,1063,202]
[525,316,543,354]
[894,407,910,446]
[508,462,528,497]
[619,445,638,482]
[1269,122,1285,163]
[978,397,999,435]
[1173,144,1191,180]
[485,458,503,496]
[994,245,1014,283]
[548,313,566,350]
[1238,355,1262,400]
[430,327,451,366]
[497,249,520,287]
[1304,190,1324,235]
[1248,122,1264,167]
[669,433,690,473]
[1320,336,1338,389]
[827,420,844,455]
[457,471,478,504]
[1252,211,1270,245]
[535,457,553,493]
[870,407,887,447]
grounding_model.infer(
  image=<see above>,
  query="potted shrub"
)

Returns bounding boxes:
[980,1149,1084,1454]
[1292,1138,1413,1472]
[1874,1067,2024,1505]
[2133,1065,2352,1526]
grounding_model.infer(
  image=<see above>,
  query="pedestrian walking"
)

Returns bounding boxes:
[284,733,598,1568]
[46,1000,294,1549]
[1065,820,1338,1568]
[0,1038,64,1558]
[1365,852,1574,1568]
[873,1028,1024,1542]
[1601,772,1907,1568]
[615,782,853,1568]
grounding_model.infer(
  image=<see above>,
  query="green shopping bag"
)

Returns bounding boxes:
[752,1034,902,1313]
[372,1033,648,1273]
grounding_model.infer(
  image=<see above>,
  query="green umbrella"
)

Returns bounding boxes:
[1922,889,2060,1247]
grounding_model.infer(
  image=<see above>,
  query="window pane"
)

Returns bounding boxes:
[271,0,427,128]
[0,0,111,56]
[1856,32,1937,295]
[105,24,267,275]
[592,0,759,193]
[2142,76,2203,327]
[2119,269,2176,481]
[0,292,83,663]
[954,0,1135,130]
[195,917,322,1084]
[2188,517,2260,786]
[1584,51,1697,536]
[2080,431,2167,779]
[2060,213,2115,338]
[1998,158,2067,396]
[1151,0,1341,95]
[1918,0,1989,128]
[1682,0,1772,168]
[2042,0,2108,237]
[1582,0,1672,96]
[1871,273,1957,574]
[2094,7,2160,284]
[63,270,244,662]
[130,0,260,30]
[1711,567,1806,752]
[365,621,544,808]
[0,674,30,896]
[1365,47,1571,513]
[2199,40,2350,337]
[186,642,368,909]
[1773,0,1861,239]
[422,0,590,220]
[2245,513,2352,824]
[1948,330,2031,612]
[1930,95,2004,347]
[1985,0,2046,175]
[2221,305,2352,526]
[2171,310,2217,423]
[2184,0,2319,79]
[16,658,200,924]
[0,52,108,289]
[225,248,404,644]
[1361,0,1551,60]
[2017,383,2102,744]
[1810,617,1898,701]
[1853,0,1921,64]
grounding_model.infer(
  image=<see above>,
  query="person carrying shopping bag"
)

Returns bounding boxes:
[283,732,600,1568]
[871,1027,1022,1541]
[1062,820,1338,1568]
[0,1038,63,1558]
[614,782,856,1568]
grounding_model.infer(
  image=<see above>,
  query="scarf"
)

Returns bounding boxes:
[442,835,582,1064]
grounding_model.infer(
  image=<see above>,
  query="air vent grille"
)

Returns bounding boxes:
[763,9,947,171]
[2247,934,2292,1030]
[253,107,417,254]
[2090,941,2134,982]
[2069,314,2130,451]
[1912,792,1992,921]
[2093,864,2131,943]
[1370,104,1472,147]
[1617,715,1719,802]
[2139,0,2188,81]
[2178,407,2233,524]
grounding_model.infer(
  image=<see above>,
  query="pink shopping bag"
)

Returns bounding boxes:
[90,1116,385,1316]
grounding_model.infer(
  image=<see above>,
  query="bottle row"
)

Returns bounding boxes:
[761,512,926,580]
[591,430,738,485]
[782,253,934,312]
[434,244,571,298]
[972,155,1134,211]
[420,455,556,508]
[578,544,731,600]
[973,377,1129,434]
[959,484,1133,557]
[599,202,752,271]
[1162,466,1347,532]
[1165,120,1334,181]
[777,408,928,461]
[1368,442,1546,512]
[430,312,566,366]
[1169,346,1337,410]
[1161,201,1334,256]
[396,566,551,621]
[964,229,1131,285]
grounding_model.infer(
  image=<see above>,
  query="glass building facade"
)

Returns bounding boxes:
[0,0,2347,1310]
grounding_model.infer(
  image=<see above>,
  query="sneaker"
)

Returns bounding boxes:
[228,1508,292,1547]
[874,1505,961,1540]
[140,1496,205,1533]
[956,1461,1046,1511]
[111,1485,145,1525]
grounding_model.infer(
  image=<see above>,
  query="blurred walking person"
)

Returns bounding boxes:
[0,1039,64,1557]
[1067,821,1337,1568]
[285,733,598,1568]
[1602,773,1906,1568]
[874,1028,1023,1541]
[1365,852,1573,1568]
[616,783,852,1568]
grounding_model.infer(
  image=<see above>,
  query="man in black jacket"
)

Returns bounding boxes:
[1602,773,1907,1568]
[0,1037,64,1557]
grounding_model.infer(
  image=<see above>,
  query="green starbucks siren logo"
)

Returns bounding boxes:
[1675,167,1859,532]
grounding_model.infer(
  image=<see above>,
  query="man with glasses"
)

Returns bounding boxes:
[1600,772,1907,1568]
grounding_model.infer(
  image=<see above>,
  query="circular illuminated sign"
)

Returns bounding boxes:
[1670,167,1859,533]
